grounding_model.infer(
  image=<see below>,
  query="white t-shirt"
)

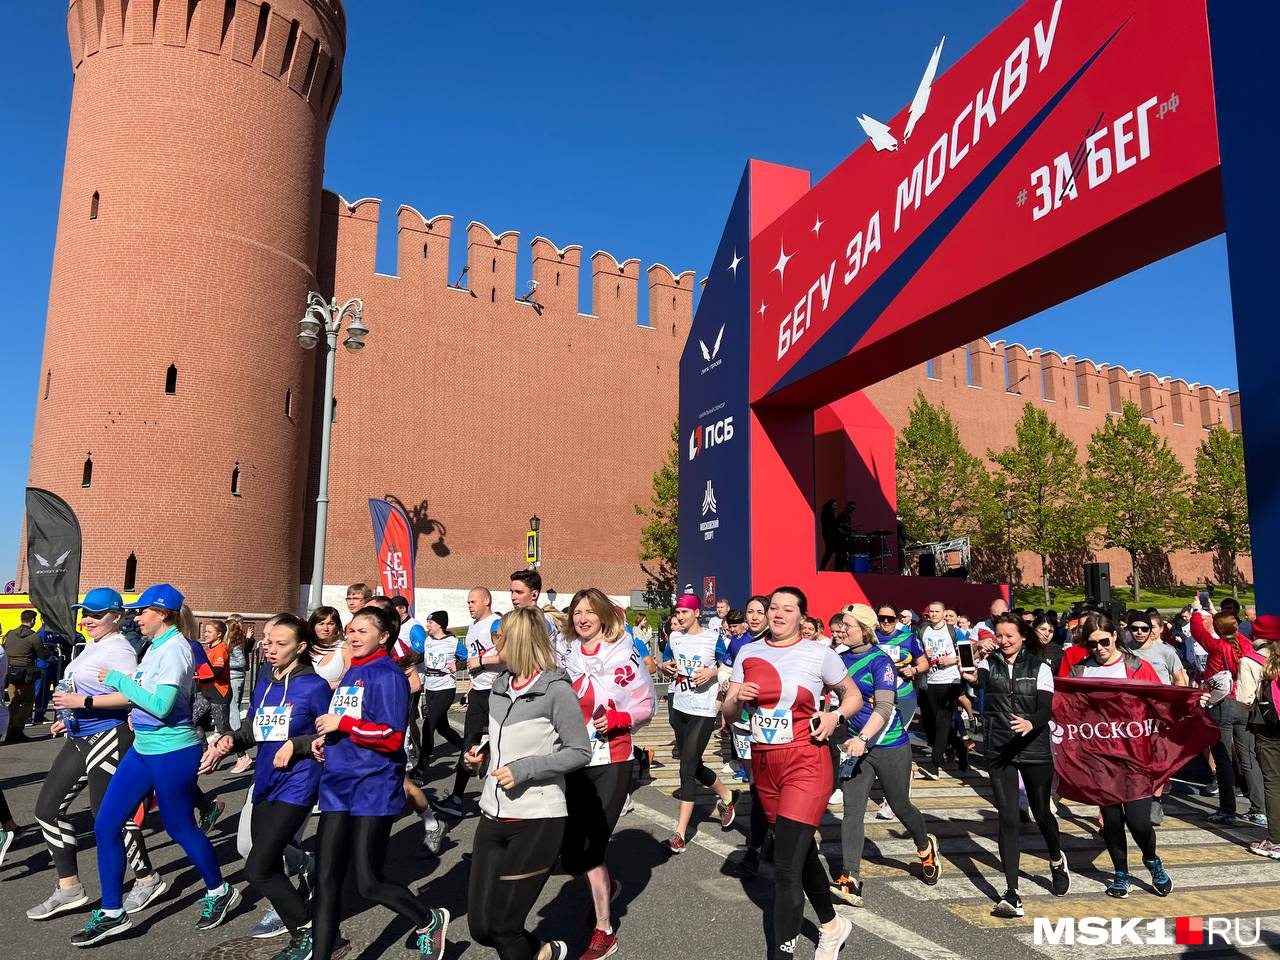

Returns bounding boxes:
[667,628,724,717]
[976,657,1056,692]
[921,624,960,684]
[465,613,502,691]
[730,639,847,749]
[420,631,462,692]
[1082,660,1128,680]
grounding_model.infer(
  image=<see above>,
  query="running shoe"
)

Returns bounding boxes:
[991,891,1023,918]
[422,814,447,856]
[543,942,569,960]
[415,907,449,959]
[1049,853,1071,897]
[1206,810,1238,825]
[717,790,739,829]
[1104,871,1130,899]
[231,755,253,775]
[1201,781,1219,796]
[814,915,853,960]
[0,827,15,868]
[1144,857,1172,896]
[918,765,940,781]
[919,834,941,886]
[251,906,289,939]
[663,833,687,854]
[193,883,240,930]
[1248,839,1280,860]
[828,789,843,805]
[28,882,89,920]
[298,861,315,902]
[721,763,734,773]
[732,768,750,784]
[1019,805,1031,823]
[1242,811,1269,827]
[70,909,131,947]
[270,930,313,960]
[199,799,226,835]
[580,927,619,960]
[828,875,863,907]
[736,847,760,879]
[1150,800,1165,825]
[875,801,896,821]
[431,795,465,819]
[123,874,166,913]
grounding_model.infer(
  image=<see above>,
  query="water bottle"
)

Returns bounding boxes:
[55,675,79,736]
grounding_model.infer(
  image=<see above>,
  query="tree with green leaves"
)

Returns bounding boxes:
[1191,426,1250,597]
[1084,400,1189,601]
[984,403,1089,606]
[635,420,679,604]
[896,391,987,545]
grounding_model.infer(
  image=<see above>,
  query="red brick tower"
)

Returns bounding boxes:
[24,0,346,611]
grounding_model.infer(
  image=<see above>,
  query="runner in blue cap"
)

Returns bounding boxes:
[29,588,164,921]
[69,584,240,947]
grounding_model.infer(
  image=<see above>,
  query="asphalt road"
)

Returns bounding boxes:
[2,702,1279,960]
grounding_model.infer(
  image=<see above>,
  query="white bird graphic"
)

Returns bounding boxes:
[699,324,725,362]
[34,553,48,567]
[857,114,898,152]
[904,36,945,142]
[856,35,945,152]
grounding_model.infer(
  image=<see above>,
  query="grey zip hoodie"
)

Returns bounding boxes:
[480,668,591,820]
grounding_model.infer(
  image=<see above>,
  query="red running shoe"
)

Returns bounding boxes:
[580,928,619,960]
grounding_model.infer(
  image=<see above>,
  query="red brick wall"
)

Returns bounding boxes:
[307,198,692,597]
[24,0,345,611]
[865,338,1248,591]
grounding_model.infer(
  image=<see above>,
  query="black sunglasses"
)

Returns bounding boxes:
[1085,637,1115,646]
[1130,625,1151,633]
[878,615,897,623]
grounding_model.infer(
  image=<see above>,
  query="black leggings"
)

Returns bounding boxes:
[989,761,1060,894]
[452,690,491,799]
[245,800,313,935]
[0,785,11,824]
[562,762,631,875]
[1100,796,1157,873]
[772,816,835,959]
[924,683,967,770]
[468,816,566,960]
[312,813,425,960]
[669,709,718,801]
[419,688,463,769]
[35,726,154,881]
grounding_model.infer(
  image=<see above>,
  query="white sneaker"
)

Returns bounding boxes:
[829,789,843,805]
[815,915,853,960]
[875,801,896,821]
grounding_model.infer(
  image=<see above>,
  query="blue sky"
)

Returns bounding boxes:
[0,1,1238,573]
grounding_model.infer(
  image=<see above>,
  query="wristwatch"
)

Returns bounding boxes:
[855,732,870,743]
[83,695,94,710]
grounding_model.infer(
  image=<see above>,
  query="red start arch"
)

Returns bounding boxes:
[679,0,1274,615]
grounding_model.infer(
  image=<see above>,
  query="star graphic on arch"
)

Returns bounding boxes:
[811,214,824,238]
[727,248,741,277]
[772,242,792,285]
[757,301,767,319]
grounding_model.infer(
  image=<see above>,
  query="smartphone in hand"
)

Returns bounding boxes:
[958,642,976,670]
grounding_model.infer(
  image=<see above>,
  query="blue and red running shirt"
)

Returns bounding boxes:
[318,648,410,817]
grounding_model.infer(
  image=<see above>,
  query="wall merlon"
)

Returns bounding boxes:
[101,0,125,48]
[530,238,582,316]
[647,264,694,336]
[262,9,293,76]
[397,207,450,286]
[467,222,518,304]
[159,0,189,48]
[287,30,318,94]
[193,0,225,54]
[591,252,640,326]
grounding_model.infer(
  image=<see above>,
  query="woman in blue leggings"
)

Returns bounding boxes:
[70,584,240,947]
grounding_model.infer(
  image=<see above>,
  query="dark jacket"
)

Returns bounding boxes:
[4,625,50,672]
[975,647,1054,765]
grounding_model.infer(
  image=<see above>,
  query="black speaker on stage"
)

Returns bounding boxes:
[1084,562,1111,605]
[918,553,937,577]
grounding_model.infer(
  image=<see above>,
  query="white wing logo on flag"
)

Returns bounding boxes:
[34,549,71,568]
[857,36,945,151]
[699,324,725,362]
[34,553,49,567]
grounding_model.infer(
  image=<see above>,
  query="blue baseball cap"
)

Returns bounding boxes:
[72,587,125,614]
[125,583,185,611]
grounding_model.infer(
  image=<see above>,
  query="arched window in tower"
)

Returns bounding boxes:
[231,465,241,497]
[82,455,93,488]
[165,363,177,395]
[284,388,293,418]
[123,552,137,593]
[44,369,51,399]
[90,191,99,220]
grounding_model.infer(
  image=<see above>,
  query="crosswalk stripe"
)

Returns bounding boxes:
[854,844,1260,879]
[890,861,1280,902]
[833,827,1262,859]
[944,883,1280,928]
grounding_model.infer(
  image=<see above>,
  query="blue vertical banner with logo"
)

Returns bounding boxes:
[368,498,415,615]
[678,168,753,611]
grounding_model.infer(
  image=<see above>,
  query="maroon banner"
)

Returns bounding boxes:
[1051,676,1219,806]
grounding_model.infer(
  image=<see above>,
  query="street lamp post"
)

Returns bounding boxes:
[300,292,368,612]
[1003,505,1015,593]
[529,515,541,569]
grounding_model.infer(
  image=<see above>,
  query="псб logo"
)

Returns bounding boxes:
[688,416,734,461]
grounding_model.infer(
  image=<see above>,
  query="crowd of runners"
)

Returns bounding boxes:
[1,574,1279,960]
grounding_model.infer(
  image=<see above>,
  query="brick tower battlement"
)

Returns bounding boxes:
[26,0,347,610]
